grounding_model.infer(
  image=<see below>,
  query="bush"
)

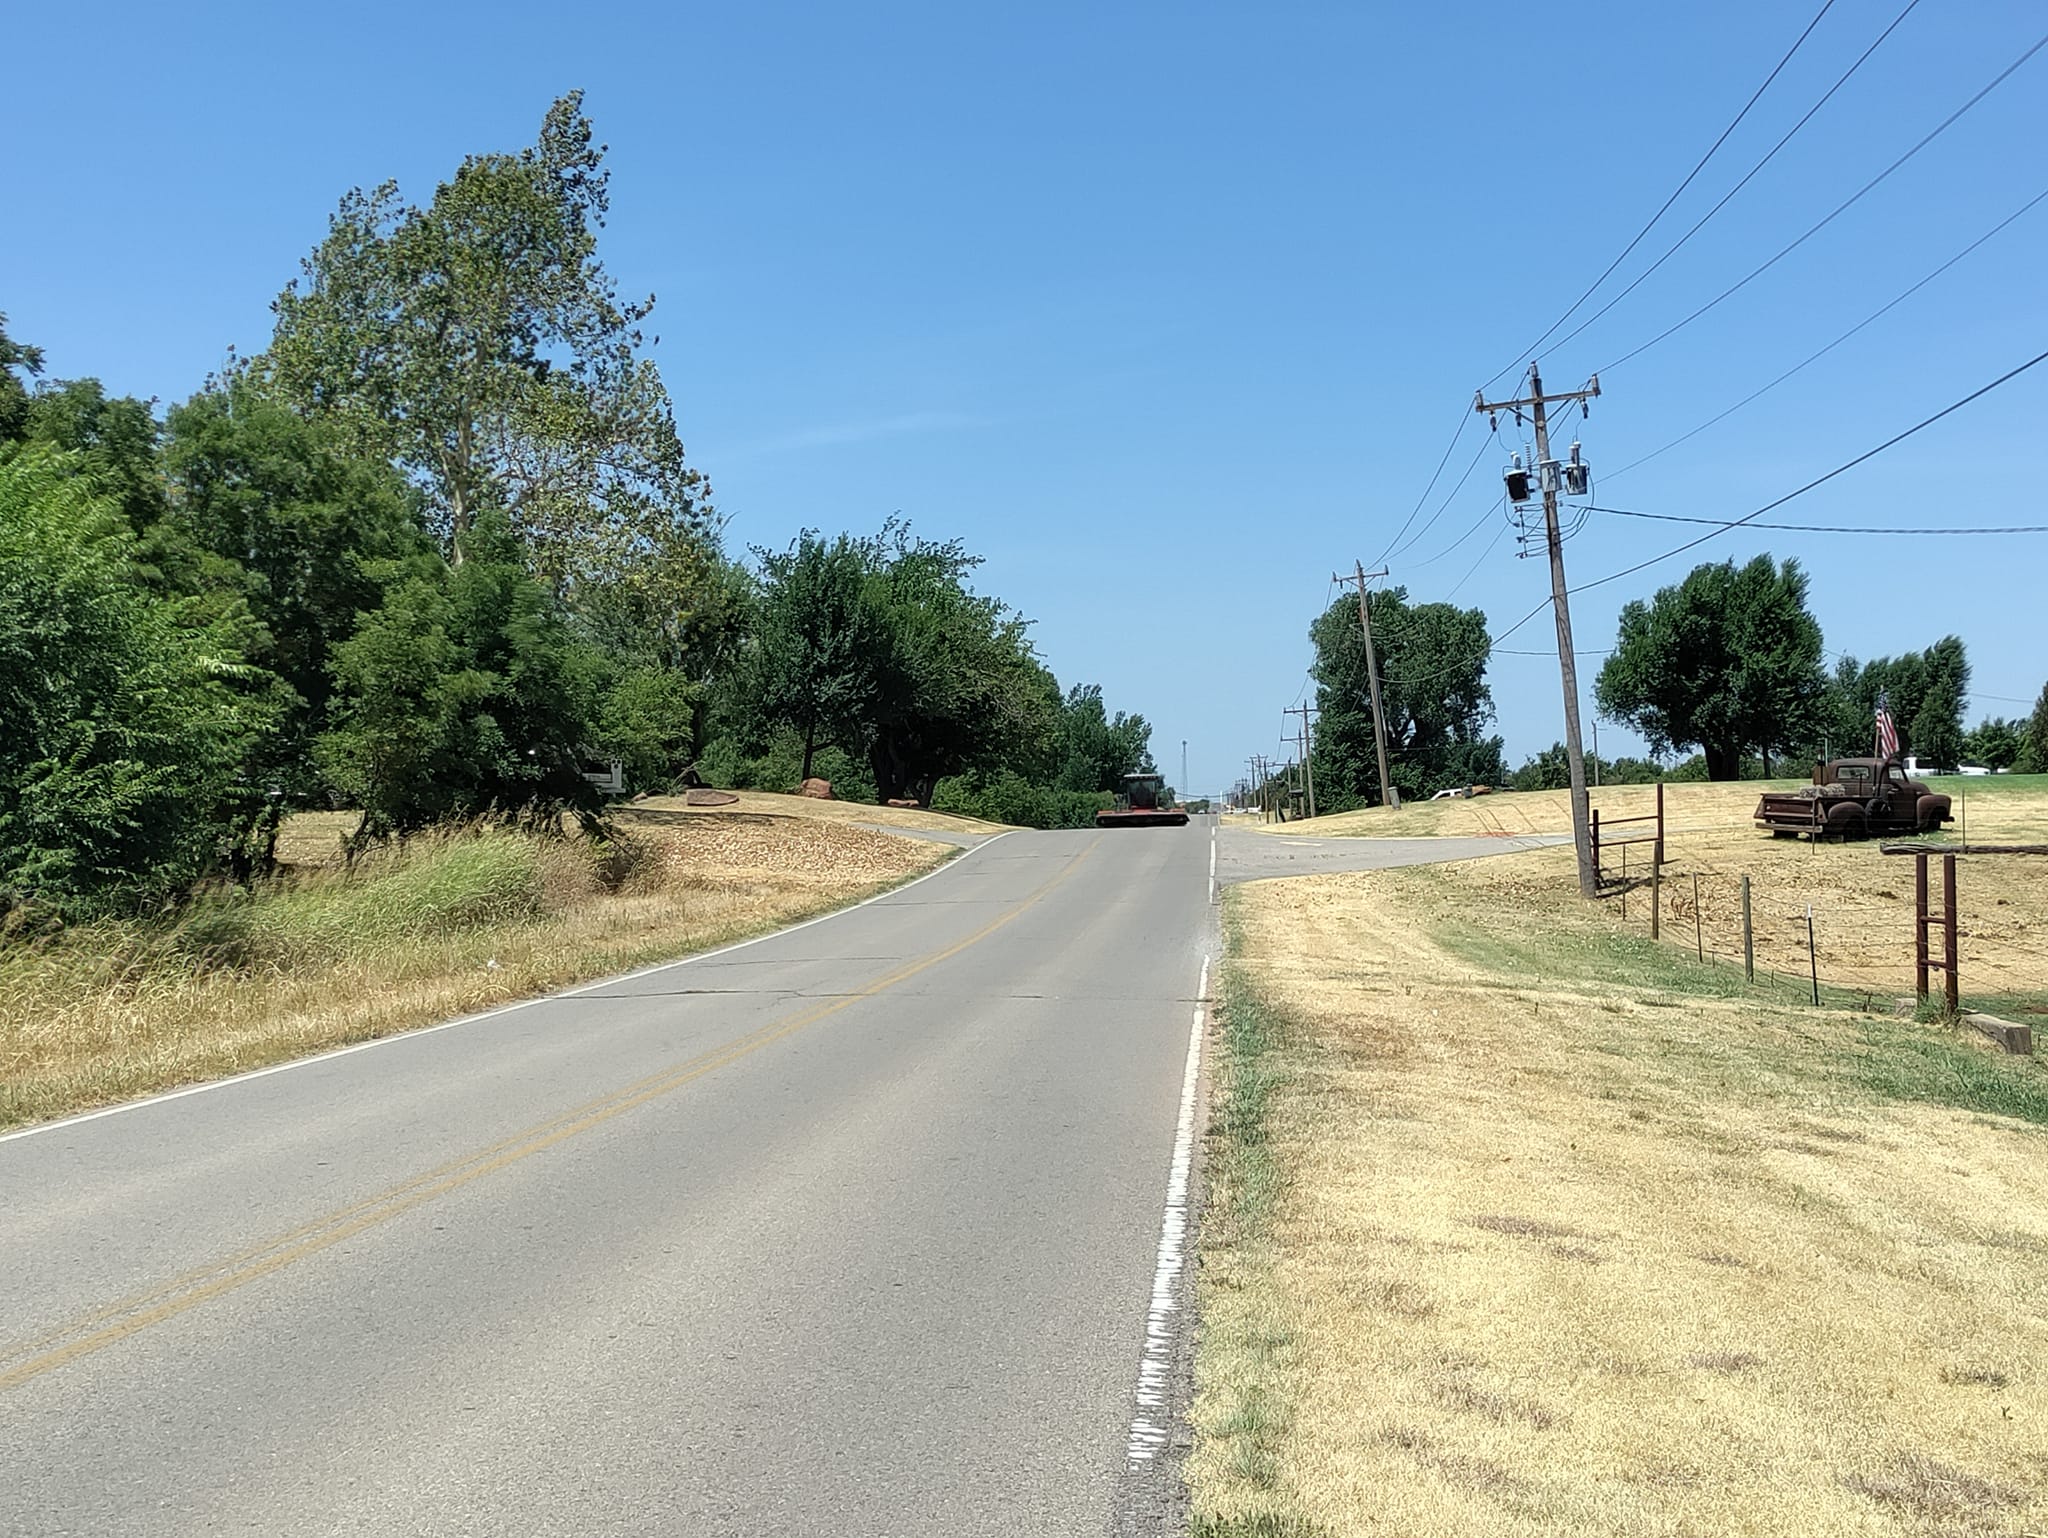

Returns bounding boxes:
[931,770,1109,828]
[0,447,273,912]
[173,829,574,968]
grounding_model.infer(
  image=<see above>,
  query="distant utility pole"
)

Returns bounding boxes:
[1333,562,1398,811]
[1181,740,1189,804]
[1283,704,1317,819]
[1476,362,1602,897]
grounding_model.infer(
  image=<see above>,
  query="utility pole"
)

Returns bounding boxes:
[1332,562,1399,811]
[1283,705,1317,819]
[1476,362,1602,897]
[1181,740,1189,806]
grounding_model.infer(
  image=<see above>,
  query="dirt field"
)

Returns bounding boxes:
[1,815,951,1129]
[1192,851,2048,1537]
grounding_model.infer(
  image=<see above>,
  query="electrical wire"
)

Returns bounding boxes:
[1602,184,2048,482]
[1569,346,2048,598]
[1373,409,1474,567]
[1581,504,2048,536]
[1406,490,1509,572]
[1597,28,2048,374]
[1385,428,1496,563]
[1479,0,1840,393]
[1537,0,1919,366]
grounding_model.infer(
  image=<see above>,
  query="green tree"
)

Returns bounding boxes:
[0,312,45,443]
[859,526,1061,806]
[0,449,274,909]
[317,512,605,839]
[1820,638,1971,768]
[2019,684,2048,775]
[1594,555,1827,781]
[163,378,428,813]
[265,92,715,591]
[1962,717,2023,772]
[1053,684,1155,793]
[737,530,877,783]
[1308,587,1502,807]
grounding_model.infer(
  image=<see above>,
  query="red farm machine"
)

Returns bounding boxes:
[1096,773,1189,828]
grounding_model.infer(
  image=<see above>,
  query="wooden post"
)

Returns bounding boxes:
[1914,852,1930,1003]
[1650,862,1661,940]
[1693,874,1704,962]
[1943,853,1959,1016]
[1655,782,1666,868]
[1740,875,1754,983]
[1621,843,1628,919]
[1592,808,1601,886]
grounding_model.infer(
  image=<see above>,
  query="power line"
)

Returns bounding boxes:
[1538,0,1917,366]
[1582,504,2048,537]
[1407,490,1508,572]
[1569,346,2048,597]
[1374,409,1473,567]
[1597,28,2048,374]
[1480,0,1839,392]
[1386,428,1495,562]
[1605,184,2048,481]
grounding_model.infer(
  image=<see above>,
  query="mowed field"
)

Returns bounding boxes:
[2,795,964,1129]
[1194,779,2048,1537]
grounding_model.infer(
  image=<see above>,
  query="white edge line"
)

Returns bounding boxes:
[0,829,1016,1147]
[1127,950,1209,1464]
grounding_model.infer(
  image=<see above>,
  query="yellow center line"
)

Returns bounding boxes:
[1,836,1099,1393]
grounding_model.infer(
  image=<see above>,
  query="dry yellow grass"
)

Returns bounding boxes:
[1192,849,2048,1537]
[0,817,946,1130]
[628,787,1010,835]
[1269,773,2048,845]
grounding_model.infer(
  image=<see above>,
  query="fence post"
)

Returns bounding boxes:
[1943,853,1959,1016]
[1650,861,1662,940]
[1806,905,1820,1006]
[1592,808,1601,886]
[1740,875,1753,983]
[1693,874,1704,961]
[1655,782,1666,868]
[1914,852,1930,1003]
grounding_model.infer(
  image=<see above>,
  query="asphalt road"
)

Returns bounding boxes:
[1,816,1555,1536]
[2,824,1213,1537]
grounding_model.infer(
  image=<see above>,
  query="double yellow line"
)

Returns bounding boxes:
[1,836,1098,1393]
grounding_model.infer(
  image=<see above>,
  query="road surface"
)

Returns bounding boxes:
[1,818,1547,1535]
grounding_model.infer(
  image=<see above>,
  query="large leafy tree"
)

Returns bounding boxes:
[316,512,606,840]
[0,448,275,908]
[0,311,45,442]
[1308,586,1502,807]
[1594,555,1827,781]
[858,526,1061,806]
[2020,683,2048,774]
[1963,717,2024,773]
[264,92,715,592]
[1820,637,1971,768]
[736,530,878,783]
[1052,684,1155,793]
[163,378,427,811]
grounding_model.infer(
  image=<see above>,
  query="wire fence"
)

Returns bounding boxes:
[1597,843,2047,1027]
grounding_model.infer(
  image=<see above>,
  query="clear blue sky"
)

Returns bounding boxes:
[7,1,2044,795]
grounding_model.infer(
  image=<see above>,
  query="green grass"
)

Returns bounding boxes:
[1188,900,1317,1537]
[1421,870,2048,1129]
[1852,1013,2048,1126]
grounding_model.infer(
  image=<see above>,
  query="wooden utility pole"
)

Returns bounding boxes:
[1475,364,1603,897]
[1283,705,1317,819]
[1333,562,1398,810]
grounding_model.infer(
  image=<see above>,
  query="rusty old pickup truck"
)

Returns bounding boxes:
[1754,757,1952,840]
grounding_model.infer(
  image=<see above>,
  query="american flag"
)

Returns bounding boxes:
[1875,693,1899,761]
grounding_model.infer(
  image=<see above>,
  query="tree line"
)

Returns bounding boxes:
[1285,553,2046,811]
[0,96,1161,916]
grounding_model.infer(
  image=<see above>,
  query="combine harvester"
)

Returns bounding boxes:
[1096,773,1189,829]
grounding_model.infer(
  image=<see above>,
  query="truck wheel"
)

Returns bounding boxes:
[1828,805,1868,841]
